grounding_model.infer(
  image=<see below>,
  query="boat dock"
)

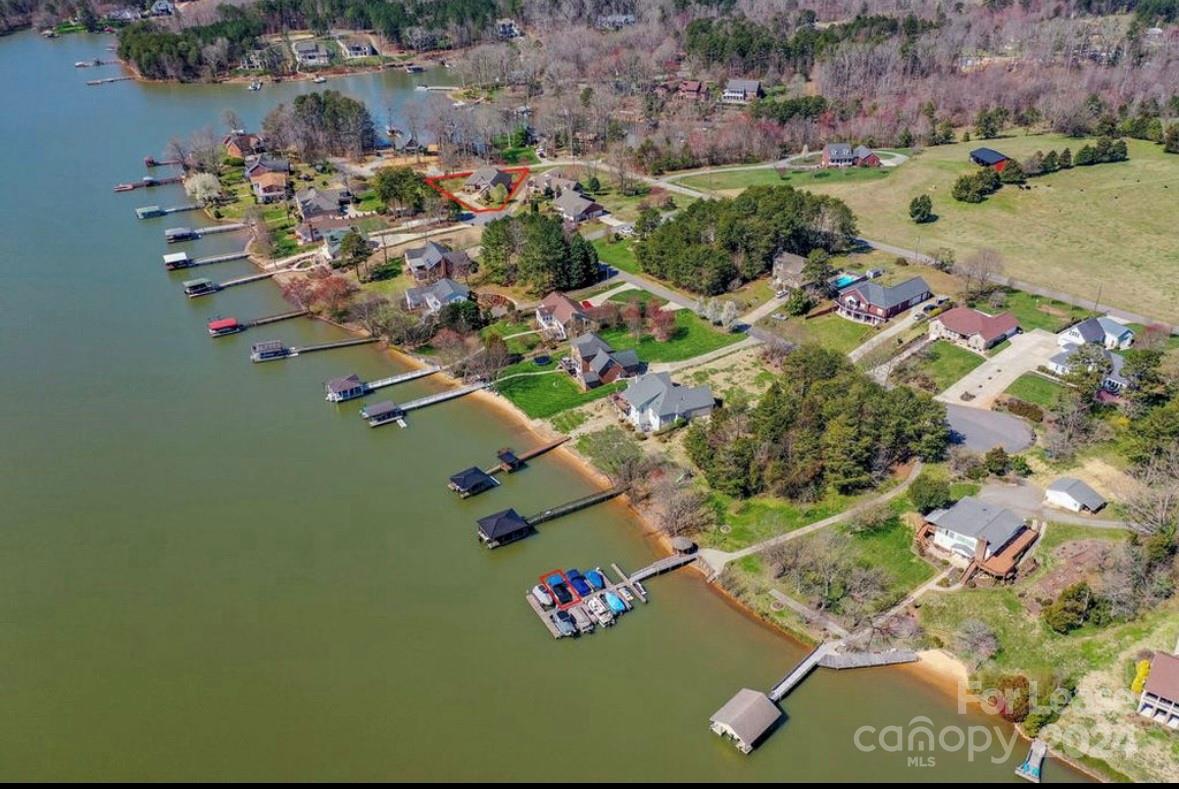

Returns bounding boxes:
[486,437,570,475]
[401,382,488,413]
[525,557,697,639]
[87,76,134,86]
[325,366,442,402]
[710,641,919,753]
[163,250,250,270]
[207,310,310,337]
[185,271,275,298]
[1016,739,1047,783]
[113,175,183,191]
[165,223,247,242]
[137,204,200,219]
[250,337,378,362]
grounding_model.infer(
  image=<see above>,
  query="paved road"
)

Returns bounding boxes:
[944,404,1034,453]
[935,329,1059,408]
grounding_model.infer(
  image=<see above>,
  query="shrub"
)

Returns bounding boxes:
[910,471,952,513]
[1004,398,1044,423]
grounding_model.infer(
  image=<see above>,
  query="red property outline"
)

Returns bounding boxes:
[424,165,532,213]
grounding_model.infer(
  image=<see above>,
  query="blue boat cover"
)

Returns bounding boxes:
[586,570,605,589]
[604,591,626,613]
[546,574,563,586]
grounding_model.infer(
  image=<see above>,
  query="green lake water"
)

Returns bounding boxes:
[0,31,1088,781]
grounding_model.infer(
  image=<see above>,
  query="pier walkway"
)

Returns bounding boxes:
[365,366,441,393]
[137,204,200,219]
[630,553,696,583]
[192,251,250,267]
[247,310,309,328]
[219,271,275,289]
[768,641,918,702]
[525,485,627,527]
[400,382,487,413]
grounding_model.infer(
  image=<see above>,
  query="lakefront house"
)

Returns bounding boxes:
[836,276,931,325]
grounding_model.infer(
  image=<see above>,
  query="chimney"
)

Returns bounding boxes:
[974,538,989,563]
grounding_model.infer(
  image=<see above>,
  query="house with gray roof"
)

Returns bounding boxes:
[1045,478,1107,513]
[463,166,514,197]
[338,35,375,59]
[709,688,781,753]
[569,333,640,390]
[721,79,763,104]
[836,276,931,325]
[621,372,714,432]
[244,155,289,178]
[1059,316,1135,350]
[1047,344,1128,393]
[552,190,606,224]
[404,241,471,283]
[295,187,343,221]
[925,497,1027,563]
[292,40,331,66]
[404,277,471,315]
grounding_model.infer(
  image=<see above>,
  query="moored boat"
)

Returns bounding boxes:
[568,605,594,634]
[586,596,614,626]
[531,584,553,608]
[585,569,605,590]
[604,591,627,614]
[551,611,576,637]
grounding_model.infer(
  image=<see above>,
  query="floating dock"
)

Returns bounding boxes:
[87,76,134,86]
[163,250,250,270]
[207,310,309,337]
[250,337,378,362]
[137,204,200,219]
[166,223,247,242]
[525,558,693,639]
[324,366,442,402]
[184,271,275,298]
[113,175,182,191]
[486,437,569,475]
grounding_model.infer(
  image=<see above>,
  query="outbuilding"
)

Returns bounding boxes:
[709,688,781,753]
[1044,478,1107,513]
[449,467,499,497]
[476,508,532,548]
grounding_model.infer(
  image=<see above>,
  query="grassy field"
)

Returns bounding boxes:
[756,311,875,355]
[591,238,641,274]
[1005,372,1069,408]
[598,310,742,363]
[916,340,987,390]
[798,135,1179,322]
[496,371,621,419]
[988,289,1096,333]
[678,164,891,194]
[698,490,861,552]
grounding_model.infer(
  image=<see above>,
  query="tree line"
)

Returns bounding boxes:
[685,344,949,499]
[635,185,856,295]
[479,212,600,295]
[117,6,262,81]
[262,90,376,159]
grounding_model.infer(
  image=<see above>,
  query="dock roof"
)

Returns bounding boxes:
[325,373,363,394]
[476,508,530,541]
[710,688,780,749]
[449,466,496,492]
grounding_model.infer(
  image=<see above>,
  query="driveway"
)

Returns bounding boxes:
[935,329,1059,408]
[945,405,1034,453]
[974,480,1130,528]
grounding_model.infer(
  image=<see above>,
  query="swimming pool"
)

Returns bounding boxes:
[832,273,862,289]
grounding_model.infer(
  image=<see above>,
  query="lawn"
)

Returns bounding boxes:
[496,370,621,419]
[987,289,1096,333]
[799,135,1179,323]
[677,164,891,195]
[832,514,937,607]
[698,489,862,552]
[591,238,641,274]
[756,311,875,355]
[1004,372,1069,409]
[598,310,742,363]
[916,340,987,390]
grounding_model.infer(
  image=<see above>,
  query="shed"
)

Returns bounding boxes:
[709,688,781,753]
[497,448,521,471]
[476,508,532,548]
[449,467,499,497]
[1045,478,1107,513]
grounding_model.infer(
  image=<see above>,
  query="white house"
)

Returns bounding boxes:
[1059,316,1135,350]
[1047,345,1129,393]
[721,79,762,104]
[1044,478,1107,513]
[620,372,713,432]
[1138,651,1179,730]
[292,40,331,67]
[924,497,1027,563]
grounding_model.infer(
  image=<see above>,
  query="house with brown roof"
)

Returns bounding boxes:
[535,292,588,340]
[929,306,1019,351]
[224,132,262,160]
[250,170,288,204]
[404,241,471,284]
[677,80,706,101]
[1138,650,1179,730]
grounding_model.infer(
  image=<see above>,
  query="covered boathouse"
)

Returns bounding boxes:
[361,400,403,427]
[325,373,367,402]
[476,508,532,548]
[449,467,499,497]
[709,689,781,753]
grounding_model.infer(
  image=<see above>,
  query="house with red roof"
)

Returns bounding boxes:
[929,306,1019,351]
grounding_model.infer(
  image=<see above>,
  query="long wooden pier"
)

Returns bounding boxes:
[767,642,918,701]
[400,382,488,413]
[193,250,250,267]
[219,271,275,289]
[525,485,627,527]
[88,76,134,86]
[251,337,378,362]
[137,204,200,219]
[113,175,182,191]
[366,366,442,392]
[486,437,570,474]
[247,310,310,328]
[630,553,697,583]
[166,223,247,241]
